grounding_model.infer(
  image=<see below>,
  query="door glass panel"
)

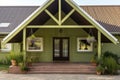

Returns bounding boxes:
[54,39,60,57]
[62,39,68,57]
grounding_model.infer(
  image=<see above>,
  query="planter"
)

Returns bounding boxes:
[9,66,28,74]
[11,60,17,66]
[96,71,102,75]
[91,62,97,66]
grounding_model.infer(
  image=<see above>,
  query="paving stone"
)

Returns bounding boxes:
[0,72,119,80]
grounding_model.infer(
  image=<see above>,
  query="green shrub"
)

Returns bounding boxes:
[103,51,118,62]
[0,55,11,65]
[98,51,119,75]
[0,52,24,65]
[104,56,119,74]
[8,51,23,63]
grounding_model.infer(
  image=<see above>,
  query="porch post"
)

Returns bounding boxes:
[58,0,61,25]
[23,28,26,63]
[98,31,101,60]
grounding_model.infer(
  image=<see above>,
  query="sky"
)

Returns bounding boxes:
[0,0,120,6]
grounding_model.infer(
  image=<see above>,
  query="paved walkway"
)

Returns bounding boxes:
[0,71,119,80]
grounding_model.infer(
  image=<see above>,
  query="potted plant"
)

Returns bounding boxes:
[11,59,17,66]
[9,52,18,66]
[96,65,104,75]
[10,52,23,66]
[90,53,98,66]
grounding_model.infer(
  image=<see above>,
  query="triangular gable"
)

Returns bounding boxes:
[2,0,119,45]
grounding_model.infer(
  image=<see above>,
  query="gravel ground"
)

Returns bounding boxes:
[0,71,119,80]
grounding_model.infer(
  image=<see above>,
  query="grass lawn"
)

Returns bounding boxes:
[0,64,9,71]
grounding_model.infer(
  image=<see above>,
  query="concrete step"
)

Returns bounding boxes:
[28,63,96,74]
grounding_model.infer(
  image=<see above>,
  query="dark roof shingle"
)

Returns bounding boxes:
[0,6,39,33]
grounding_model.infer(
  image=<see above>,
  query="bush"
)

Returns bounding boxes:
[104,56,119,74]
[0,55,11,65]
[8,52,24,63]
[99,51,119,75]
[0,52,24,65]
[103,51,118,62]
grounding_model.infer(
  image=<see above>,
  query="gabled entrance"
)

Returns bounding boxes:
[2,0,119,64]
[53,37,69,61]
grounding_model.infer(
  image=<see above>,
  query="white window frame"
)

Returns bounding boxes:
[77,37,93,52]
[27,37,43,52]
[0,43,12,52]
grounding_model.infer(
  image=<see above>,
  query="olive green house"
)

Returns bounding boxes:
[0,0,120,64]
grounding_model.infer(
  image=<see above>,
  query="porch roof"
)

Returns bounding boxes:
[1,0,119,44]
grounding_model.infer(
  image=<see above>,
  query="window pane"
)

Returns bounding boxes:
[77,38,93,52]
[54,39,60,57]
[62,39,68,57]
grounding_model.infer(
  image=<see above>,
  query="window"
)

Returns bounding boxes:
[77,38,93,52]
[27,37,43,52]
[0,23,10,27]
[0,43,12,52]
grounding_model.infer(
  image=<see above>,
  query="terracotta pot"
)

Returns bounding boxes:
[11,60,17,66]
[96,71,101,75]
[91,62,97,66]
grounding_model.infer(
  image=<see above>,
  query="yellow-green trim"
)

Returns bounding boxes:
[45,9,59,24]
[23,28,26,62]
[23,28,26,51]
[61,9,75,24]
[59,0,61,25]
[27,25,94,28]
[98,31,101,59]
[66,0,119,44]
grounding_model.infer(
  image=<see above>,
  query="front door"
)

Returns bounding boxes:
[53,37,69,61]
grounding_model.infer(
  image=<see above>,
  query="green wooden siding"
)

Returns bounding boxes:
[0,35,120,62]
[27,28,96,62]
[102,36,120,56]
[102,43,120,56]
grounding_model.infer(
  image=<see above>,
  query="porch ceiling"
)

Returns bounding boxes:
[9,28,111,43]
